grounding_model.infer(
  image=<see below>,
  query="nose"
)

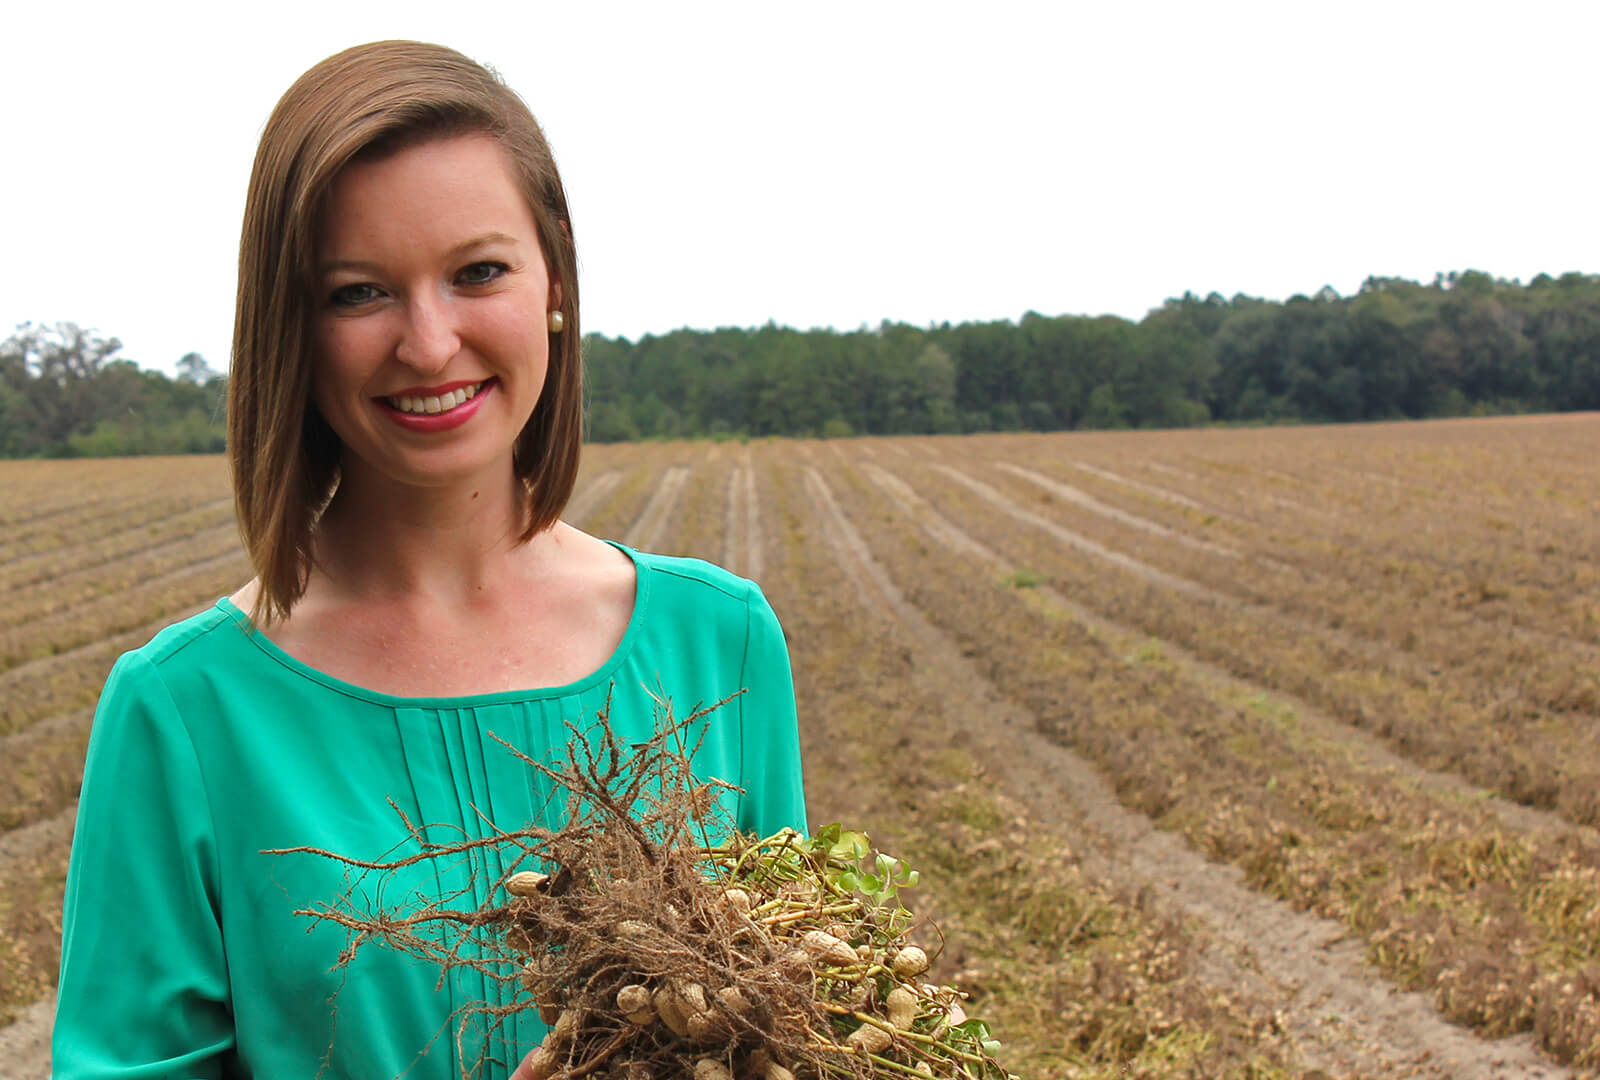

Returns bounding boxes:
[394,291,461,374]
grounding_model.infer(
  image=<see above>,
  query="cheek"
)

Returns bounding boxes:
[313,320,384,389]
[485,304,550,369]
[308,328,373,429]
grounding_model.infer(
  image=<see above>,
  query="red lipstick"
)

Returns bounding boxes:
[380,378,485,398]
[377,378,495,433]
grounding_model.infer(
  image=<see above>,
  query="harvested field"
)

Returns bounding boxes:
[3,416,1598,1079]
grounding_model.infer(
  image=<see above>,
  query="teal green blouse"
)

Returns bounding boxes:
[52,545,807,1080]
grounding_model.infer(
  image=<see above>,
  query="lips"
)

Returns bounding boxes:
[376,377,496,433]
[383,379,489,415]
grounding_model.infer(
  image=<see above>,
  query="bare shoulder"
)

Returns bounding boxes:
[229,578,262,616]
[546,522,636,606]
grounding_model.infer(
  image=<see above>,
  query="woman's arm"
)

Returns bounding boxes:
[53,652,233,1080]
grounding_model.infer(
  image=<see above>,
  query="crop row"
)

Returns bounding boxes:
[949,419,1598,592]
[1095,458,1596,639]
[0,456,216,525]
[0,461,235,1028]
[866,446,1600,832]
[0,809,70,1033]
[903,425,1599,641]
[1024,419,1600,611]
[0,593,232,741]
[0,549,248,674]
[0,458,230,561]
[963,455,1600,736]
[0,522,239,634]
[739,453,1301,1079]
[806,452,1600,1067]
[1007,439,1600,643]
[0,496,235,595]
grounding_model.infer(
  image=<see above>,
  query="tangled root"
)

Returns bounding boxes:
[273,691,1013,1080]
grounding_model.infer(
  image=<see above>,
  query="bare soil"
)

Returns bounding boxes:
[621,464,689,551]
[802,463,1571,1079]
[0,993,52,1080]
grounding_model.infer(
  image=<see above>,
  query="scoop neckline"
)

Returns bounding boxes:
[214,540,648,708]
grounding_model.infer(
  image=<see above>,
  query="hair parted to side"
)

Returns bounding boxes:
[230,40,581,626]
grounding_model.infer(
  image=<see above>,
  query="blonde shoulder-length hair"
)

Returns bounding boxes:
[230,40,581,625]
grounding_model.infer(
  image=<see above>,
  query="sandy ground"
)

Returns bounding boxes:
[0,993,51,1080]
[803,464,1572,1079]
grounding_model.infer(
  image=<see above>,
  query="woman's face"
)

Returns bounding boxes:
[311,132,555,494]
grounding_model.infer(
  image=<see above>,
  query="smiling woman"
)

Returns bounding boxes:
[228,42,585,626]
[51,40,807,1080]
[310,134,556,492]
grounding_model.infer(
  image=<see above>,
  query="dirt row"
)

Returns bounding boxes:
[886,449,1600,833]
[833,448,1600,1057]
[781,453,1570,1079]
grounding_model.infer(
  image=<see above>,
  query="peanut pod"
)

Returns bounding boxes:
[799,930,858,966]
[653,986,690,1038]
[886,986,918,1031]
[845,1022,892,1054]
[505,871,549,898]
[890,945,929,978]
[617,984,655,1026]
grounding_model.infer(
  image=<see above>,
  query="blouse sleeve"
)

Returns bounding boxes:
[53,652,234,1080]
[735,583,808,838]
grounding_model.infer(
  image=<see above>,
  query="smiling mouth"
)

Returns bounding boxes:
[383,380,490,415]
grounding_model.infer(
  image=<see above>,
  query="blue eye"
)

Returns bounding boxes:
[458,261,509,286]
[329,283,380,307]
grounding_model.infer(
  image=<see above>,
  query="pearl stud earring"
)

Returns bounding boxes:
[548,310,564,333]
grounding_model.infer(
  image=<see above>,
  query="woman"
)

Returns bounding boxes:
[52,41,806,1080]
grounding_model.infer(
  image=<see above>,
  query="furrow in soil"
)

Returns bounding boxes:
[994,462,1240,558]
[722,465,747,578]
[864,463,1597,849]
[802,464,1569,1080]
[622,466,690,551]
[564,471,621,529]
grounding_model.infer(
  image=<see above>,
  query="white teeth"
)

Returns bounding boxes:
[387,382,485,414]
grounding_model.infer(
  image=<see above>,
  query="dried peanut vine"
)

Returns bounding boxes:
[273,692,1014,1080]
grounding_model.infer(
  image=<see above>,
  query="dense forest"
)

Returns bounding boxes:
[585,270,1600,441]
[3,270,1597,457]
[0,324,227,458]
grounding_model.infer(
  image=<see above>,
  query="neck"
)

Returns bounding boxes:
[313,460,541,606]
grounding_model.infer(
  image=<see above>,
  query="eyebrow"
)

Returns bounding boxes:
[319,231,523,275]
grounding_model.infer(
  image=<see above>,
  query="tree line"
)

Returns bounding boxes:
[0,324,226,458]
[3,270,1597,458]
[585,270,1600,440]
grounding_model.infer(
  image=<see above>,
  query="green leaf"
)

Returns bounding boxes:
[857,872,884,894]
[829,829,871,861]
[951,1018,991,1041]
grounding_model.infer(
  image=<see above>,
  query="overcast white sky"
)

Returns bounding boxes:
[2,1,1597,376]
